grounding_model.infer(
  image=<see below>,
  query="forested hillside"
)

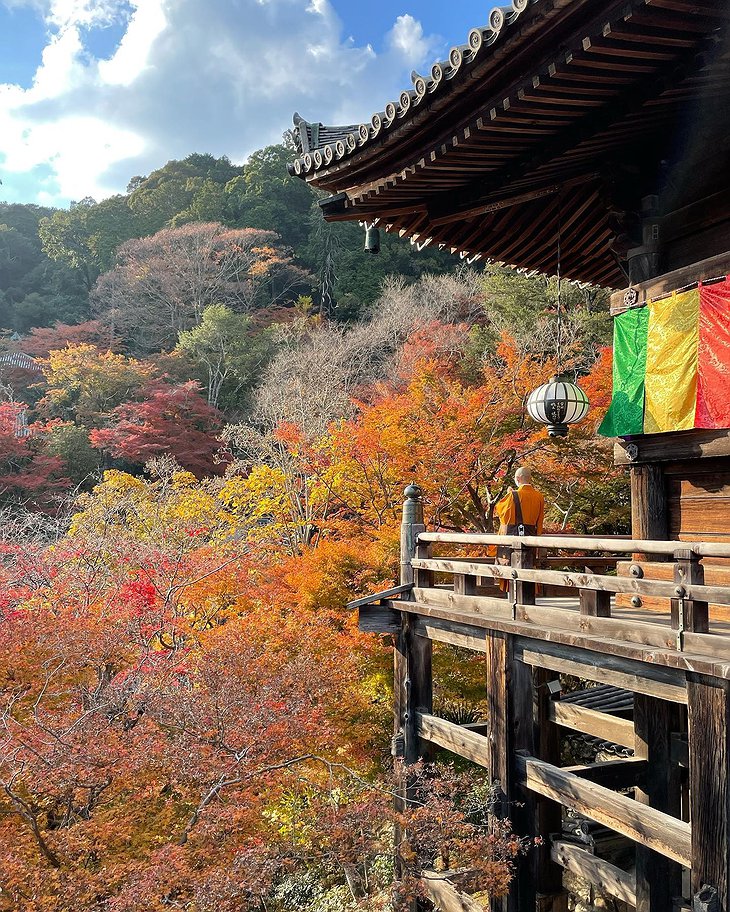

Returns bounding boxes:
[0,137,624,911]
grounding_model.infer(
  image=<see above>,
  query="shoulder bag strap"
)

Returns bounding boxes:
[511,488,524,528]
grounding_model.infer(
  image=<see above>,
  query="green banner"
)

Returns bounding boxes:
[599,306,649,437]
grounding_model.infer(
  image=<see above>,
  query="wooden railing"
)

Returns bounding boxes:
[407,531,730,675]
[354,486,730,912]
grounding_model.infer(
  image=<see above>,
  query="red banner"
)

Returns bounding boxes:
[696,278,730,429]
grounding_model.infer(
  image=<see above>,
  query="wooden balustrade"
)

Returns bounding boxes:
[353,487,730,912]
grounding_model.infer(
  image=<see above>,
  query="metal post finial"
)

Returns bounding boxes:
[402,483,423,524]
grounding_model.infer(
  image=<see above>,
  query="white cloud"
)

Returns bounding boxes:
[0,0,439,206]
[387,14,430,67]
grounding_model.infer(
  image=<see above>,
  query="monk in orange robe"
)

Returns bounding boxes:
[495,467,545,536]
[494,467,545,591]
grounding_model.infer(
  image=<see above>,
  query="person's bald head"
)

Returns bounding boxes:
[515,467,532,485]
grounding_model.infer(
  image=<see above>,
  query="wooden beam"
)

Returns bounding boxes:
[418,532,730,559]
[518,756,692,867]
[615,429,730,466]
[413,616,487,653]
[634,694,684,911]
[548,700,636,749]
[421,871,484,912]
[411,557,730,606]
[520,644,687,704]
[610,250,730,314]
[551,840,637,907]
[415,712,489,768]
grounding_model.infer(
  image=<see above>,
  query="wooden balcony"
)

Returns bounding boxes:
[353,491,730,912]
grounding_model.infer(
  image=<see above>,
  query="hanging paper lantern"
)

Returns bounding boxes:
[526,375,589,437]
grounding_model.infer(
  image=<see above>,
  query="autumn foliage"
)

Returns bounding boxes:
[0,266,624,910]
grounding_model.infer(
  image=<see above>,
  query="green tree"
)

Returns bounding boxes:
[38,196,145,290]
[177,304,274,412]
[226,141,315,250]
[44,423,101,486]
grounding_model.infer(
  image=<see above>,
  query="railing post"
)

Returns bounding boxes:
[672,549,708,639]
[511,541,536,608]
[394,485,433,898]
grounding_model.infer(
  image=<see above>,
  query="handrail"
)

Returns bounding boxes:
[346,583,413,610]
[418,531,730,558]
[411,557,730,606]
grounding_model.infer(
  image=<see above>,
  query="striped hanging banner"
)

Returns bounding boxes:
[599,277,730,437]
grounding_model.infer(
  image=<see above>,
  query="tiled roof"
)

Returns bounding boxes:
[289,0,532,178]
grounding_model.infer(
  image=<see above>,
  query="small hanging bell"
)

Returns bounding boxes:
[364,225,381,254]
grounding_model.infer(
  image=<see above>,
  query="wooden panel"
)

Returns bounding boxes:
[519,756,692,867]
[551,840,637,907]
[667,466,730,540]
[416,712,489,768]
[549,700,636,749]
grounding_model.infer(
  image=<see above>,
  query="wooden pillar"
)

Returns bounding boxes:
[634,695,684,911]
[631,464,668,560]
[395,484,433,903]
[486,540,556,911]
[486,629,514,912]
[534,669,568,912]
[688,674,730,912]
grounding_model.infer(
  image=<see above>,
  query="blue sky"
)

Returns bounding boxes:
[0,0,488,208]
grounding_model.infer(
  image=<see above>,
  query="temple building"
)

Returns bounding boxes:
[291,2,730,910]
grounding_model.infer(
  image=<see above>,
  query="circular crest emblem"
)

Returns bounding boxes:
[624,287,638,308]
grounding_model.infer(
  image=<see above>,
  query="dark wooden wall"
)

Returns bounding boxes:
[666,458,730,543]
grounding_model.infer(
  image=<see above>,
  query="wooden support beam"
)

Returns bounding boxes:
[415,712,488,768]
[634,694,684,911]
[358,603,401,634]
[688,674,730,912]
[520,643,688,705]
[413,616,487,653]
[551,840,637,907]
[421,871,484,912]
[610,251,730,314]
[395,485,433,901]
[518,755,692,868]
[548,700,636,749]
[534,668,569,912]
[563,758,647,790]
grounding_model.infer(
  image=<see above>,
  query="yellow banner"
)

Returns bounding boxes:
[644,289,699,434]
